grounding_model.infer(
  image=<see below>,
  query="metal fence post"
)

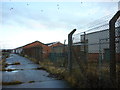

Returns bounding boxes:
[68,29,76,74]
[109,10,120,87]
[63,40,66,67]
[83,32,88,69]
[98,39,103,87]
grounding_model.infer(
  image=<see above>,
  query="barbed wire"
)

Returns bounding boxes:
[72,14,120,44]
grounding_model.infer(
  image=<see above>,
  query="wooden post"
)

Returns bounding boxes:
[68,29,76,74]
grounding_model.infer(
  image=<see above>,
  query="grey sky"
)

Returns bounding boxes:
[0,0,119,49]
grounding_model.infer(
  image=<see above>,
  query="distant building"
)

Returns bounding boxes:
[23,41,50,59]
[48,42,64,53]
[13,41,51,60]
[13,47,23,54]
[46,42,67,61]
[13,41,65,61]
[45,42,64,53]
[46,42,63,47]
[80,27,120,62]
[118,1,120,10]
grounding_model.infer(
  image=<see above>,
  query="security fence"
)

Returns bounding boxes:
[70,11,120,88]
[13,41,43,63]
[23,46,43,63]
[49,45,68,67]
[48,27,119,88]
[46,11,120,88]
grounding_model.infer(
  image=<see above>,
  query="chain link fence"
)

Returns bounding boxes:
[22,46,43,63]
[47,11,120,88]
[71,14,120,88]
[49,44,68,67]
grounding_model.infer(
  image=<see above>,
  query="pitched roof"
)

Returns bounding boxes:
[45,42,57,46]
[23,41,44,49]
[50,42,63,47]
[45,42,63,47]
[15,41,63,49]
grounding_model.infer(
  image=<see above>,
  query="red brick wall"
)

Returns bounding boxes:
[23,41,50,59]
[88,53,120,62]
[88,53,99,62]
[42,44,50,58]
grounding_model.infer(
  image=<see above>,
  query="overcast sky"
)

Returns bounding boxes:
[0,0,119,49]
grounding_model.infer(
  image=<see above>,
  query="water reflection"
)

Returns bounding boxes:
[5,70,18,73]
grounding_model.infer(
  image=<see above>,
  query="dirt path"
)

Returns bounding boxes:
[2,54,70,88]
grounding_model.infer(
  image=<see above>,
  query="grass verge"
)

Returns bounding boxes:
[22,55,120,88]
[38,60,76,87]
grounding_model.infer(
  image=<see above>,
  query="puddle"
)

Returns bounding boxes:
[8,57,13,59]
[5,70,18,72]
[7,63,12,65]
[5,62,20,66]
[5,66,16,70]
[11,70,18,73]
[6,66,15,69]
[4,69,16,72]
[4,67,24,72]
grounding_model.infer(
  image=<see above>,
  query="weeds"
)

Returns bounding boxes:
[23,55,120,88]
[39,60,120,88]
[11,62,20,65]
[2,68,17,71]
[1,61,21,71]
[2,81,23,85]
[28,81,35,83]
[2,68,23,71]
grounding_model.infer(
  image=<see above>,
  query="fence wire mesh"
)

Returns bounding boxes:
[48,13,120,88]
[72,18,120,88]
[49,45,68,67]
